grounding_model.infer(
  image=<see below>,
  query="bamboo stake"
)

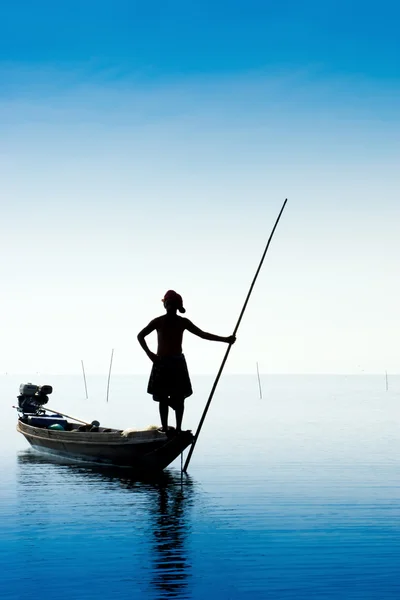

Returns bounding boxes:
[106,349,114,403]
[385,371,389,392]
[256,361,263,399]
[81,360,88,399]
[183,199,288,472]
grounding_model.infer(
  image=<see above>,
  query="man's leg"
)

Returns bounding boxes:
[158,398,169,431]
[172,397,185,433]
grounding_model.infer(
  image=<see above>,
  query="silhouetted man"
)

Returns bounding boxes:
[137,290,236,433]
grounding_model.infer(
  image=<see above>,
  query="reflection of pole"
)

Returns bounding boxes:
[256,362,263,399]
[106,349,114,403]
[385,371,389,392]
[81,360,88,399]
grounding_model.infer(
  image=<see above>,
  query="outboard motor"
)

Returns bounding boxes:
[18,383,53,414]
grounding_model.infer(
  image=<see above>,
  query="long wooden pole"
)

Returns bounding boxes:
[183,198,288,472]
[106,349,114,403]
[43,407,93,425]
[13,405,92,426]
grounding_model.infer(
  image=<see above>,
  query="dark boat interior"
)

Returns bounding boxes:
[18,414,120,433]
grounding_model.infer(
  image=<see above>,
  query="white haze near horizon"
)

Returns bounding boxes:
[0,69,399,376]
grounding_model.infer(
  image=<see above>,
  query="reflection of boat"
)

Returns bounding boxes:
[16,450,193,487]
[15,382,193,473]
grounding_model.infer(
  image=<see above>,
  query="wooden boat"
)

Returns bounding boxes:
[17,417,193,473]
[15,382,193,473]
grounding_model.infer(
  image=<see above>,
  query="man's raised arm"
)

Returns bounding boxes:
[184,319,236,344]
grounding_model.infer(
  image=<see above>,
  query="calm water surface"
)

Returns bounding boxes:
[1,374,400,599]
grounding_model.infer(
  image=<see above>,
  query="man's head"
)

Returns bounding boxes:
[162,290,186,313]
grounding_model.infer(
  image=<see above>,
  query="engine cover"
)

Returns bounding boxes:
[18,382,52,414]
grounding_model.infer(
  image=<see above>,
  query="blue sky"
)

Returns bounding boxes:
[0,1,399,376]
[0,0,399,79]
[1,1,399,80]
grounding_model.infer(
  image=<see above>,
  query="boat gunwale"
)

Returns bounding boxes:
[17,420,169,446]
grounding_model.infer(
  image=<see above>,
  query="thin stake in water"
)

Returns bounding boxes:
[81,360,88,399]
[183,198,288,473]
[106,349,114,403]
[385,371,389,392]
[256,361,263,399]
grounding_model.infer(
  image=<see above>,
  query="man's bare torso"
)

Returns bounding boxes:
[153,314,187,357]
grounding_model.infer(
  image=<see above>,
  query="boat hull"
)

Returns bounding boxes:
[17,420,193,472]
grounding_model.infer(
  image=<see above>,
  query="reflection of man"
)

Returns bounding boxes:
[151,473,194,598]
[137,290,236,434]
